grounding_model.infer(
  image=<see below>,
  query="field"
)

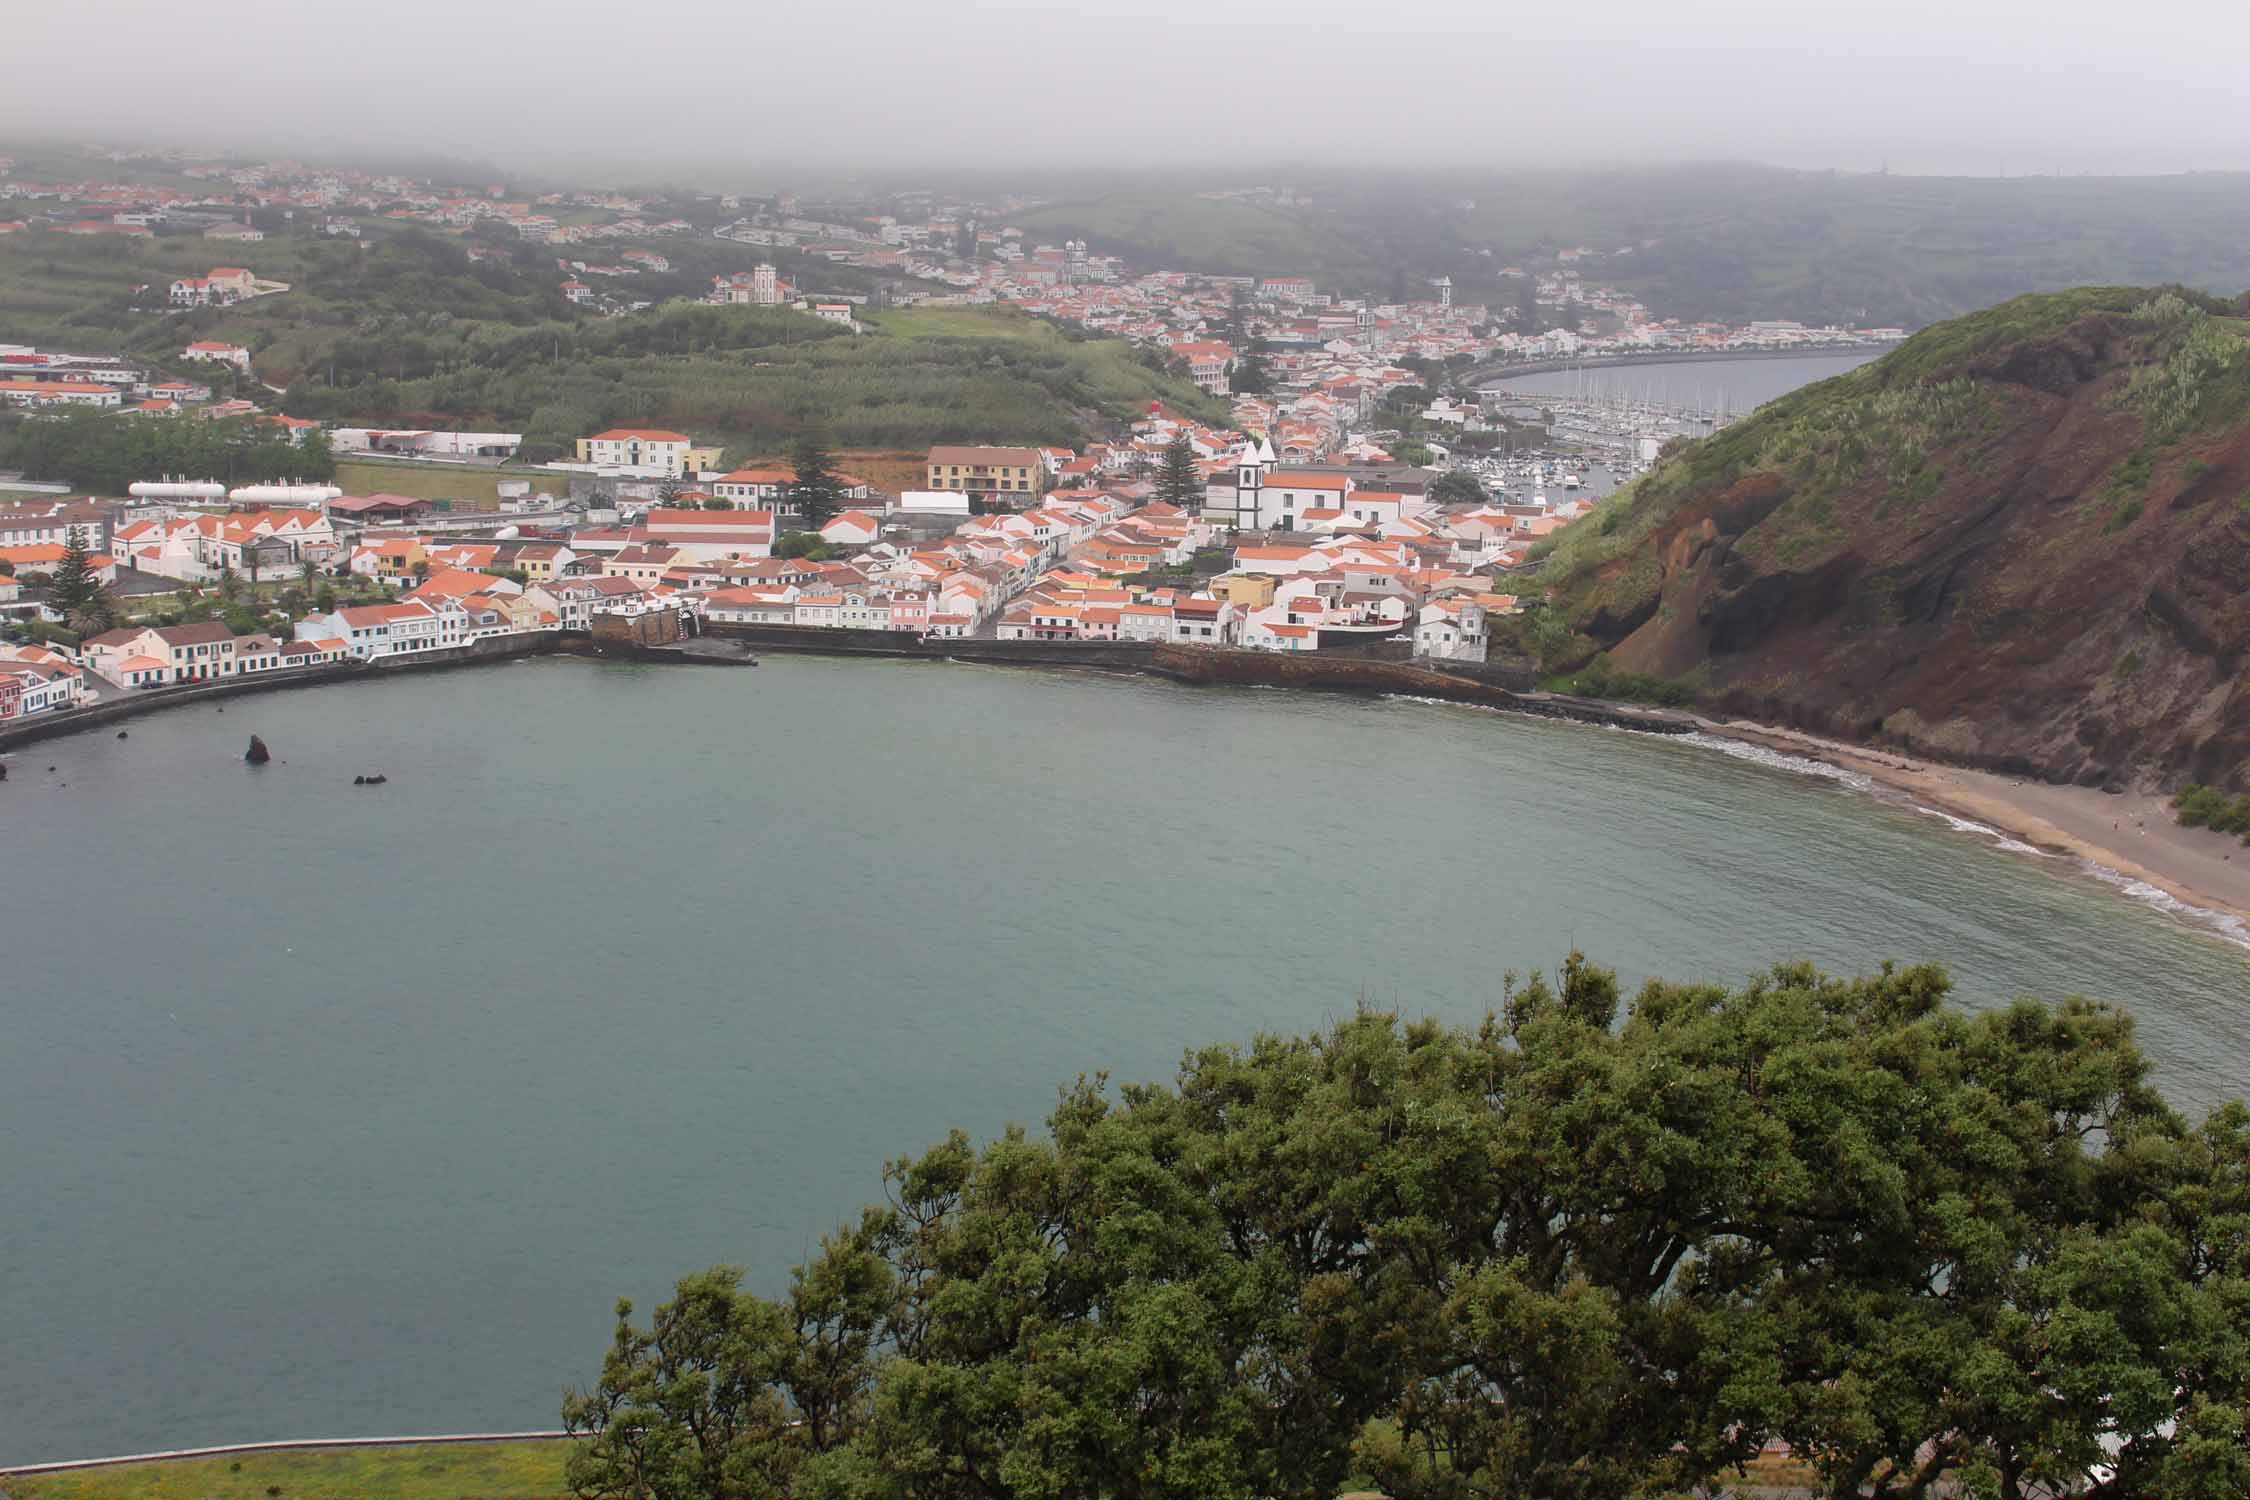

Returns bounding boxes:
[329,458,570,508]
[0,1441,571,1500]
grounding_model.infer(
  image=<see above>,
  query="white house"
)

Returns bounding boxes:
[293,600,452,660]
[1415,599,1488,662]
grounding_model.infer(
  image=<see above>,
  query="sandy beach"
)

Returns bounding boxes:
[1699,718,2250,932]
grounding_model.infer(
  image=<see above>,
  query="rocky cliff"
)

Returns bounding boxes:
[1537,287,2250,789]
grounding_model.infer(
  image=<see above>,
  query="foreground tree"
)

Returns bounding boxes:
[787,434,843,531]
[569,958,2250,1500]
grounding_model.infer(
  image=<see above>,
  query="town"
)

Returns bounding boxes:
[0,399,1578,725]
[0,141,1903,726]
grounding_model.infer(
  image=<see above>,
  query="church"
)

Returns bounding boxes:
[1200,433,1276,530]
[1202,434,1379,531]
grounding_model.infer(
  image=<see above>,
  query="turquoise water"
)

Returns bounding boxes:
[3,656,2245,1461]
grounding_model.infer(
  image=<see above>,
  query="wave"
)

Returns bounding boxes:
[1659,736,2250,951]
[1402,705,2250,953]
[1907,804,2048,858]
[2075,862,2250,951]
[1672,730,1875,792]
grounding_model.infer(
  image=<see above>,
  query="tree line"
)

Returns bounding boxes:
[562,956,2249,1500]
[0,409,336,494]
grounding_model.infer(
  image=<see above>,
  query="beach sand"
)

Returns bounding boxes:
[1700,719,2250,929]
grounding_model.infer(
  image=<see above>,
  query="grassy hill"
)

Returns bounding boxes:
[0,229,1218,458]
[1010,167,2250,328]
[1529,285,2250,789]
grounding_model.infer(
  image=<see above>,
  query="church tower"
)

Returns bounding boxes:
[1233,432,1274,529]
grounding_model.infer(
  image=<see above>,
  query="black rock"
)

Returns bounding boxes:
[244,735,271,765]
[117,730,128,739]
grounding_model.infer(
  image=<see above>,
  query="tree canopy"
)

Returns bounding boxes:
[0,409,335,494]
[566,957,2250,1500]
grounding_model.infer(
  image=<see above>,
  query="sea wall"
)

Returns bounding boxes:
[1148,645,1695,733]
[701,623,1161,672]
[0,633,562,753]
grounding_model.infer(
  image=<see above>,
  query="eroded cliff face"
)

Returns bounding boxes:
[1544,289,2250,789]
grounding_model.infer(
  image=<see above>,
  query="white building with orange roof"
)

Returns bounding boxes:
[1415,598,1489,662]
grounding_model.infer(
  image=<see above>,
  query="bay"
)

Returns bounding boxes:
[1485,350,1886,413]
[3,655,2246,1462]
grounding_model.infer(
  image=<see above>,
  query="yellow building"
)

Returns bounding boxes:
[926,445,1046,503]
[1213,574,1277,609]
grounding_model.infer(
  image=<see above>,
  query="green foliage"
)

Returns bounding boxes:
[786,434,843,530]
[1154,433,1201,509]
[2172,783,2250,840]
[0,411,335,495]
[571,959,2249,1500]
[1542,658,1699,706]
[1428,469,1487,506]
[773,532,833,561]
[2122,302,2250,443]
[46,534,100,618]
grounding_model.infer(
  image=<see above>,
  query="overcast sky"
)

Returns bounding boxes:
[10,0,2250,183]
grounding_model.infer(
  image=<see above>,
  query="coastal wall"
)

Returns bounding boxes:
[701,623,1163,672]
[0,633,561,753]
[1148,645,1695,733]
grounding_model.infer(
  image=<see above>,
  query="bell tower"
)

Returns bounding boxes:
[1234,432,1274,529]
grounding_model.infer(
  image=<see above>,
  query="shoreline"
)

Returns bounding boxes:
[1691,717,2250,941]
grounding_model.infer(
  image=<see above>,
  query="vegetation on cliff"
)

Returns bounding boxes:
[563,956,2250,1500]
[1533,286,2250,789]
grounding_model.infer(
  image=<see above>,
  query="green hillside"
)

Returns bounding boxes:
[0,228,1217,458]
[1010,167,2250,327]
[1529,285,2250,789]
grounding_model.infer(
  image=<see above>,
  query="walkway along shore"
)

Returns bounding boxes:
[0,1431,572,1477]
[0,630,756,754]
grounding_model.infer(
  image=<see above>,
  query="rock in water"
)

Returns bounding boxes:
[244,735,271,765]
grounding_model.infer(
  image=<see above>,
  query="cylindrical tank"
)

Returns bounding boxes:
[227,483,344,504]
[128,480,227,500]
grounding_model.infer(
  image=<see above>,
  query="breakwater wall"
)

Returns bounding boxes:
[699,624,1689,734]
[0,633,562,753]
[701,623,1163,672]
[1148,646,1695,733]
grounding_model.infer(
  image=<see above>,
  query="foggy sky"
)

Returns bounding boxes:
[10,0,2250,184]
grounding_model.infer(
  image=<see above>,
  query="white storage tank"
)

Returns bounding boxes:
[128,480,227,501]
[228,483,343,505]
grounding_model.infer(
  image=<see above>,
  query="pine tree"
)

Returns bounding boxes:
[48,534,99,619]
[1233,346,1274,396]
[786,433,843,530]
[1155,434,1201,509]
